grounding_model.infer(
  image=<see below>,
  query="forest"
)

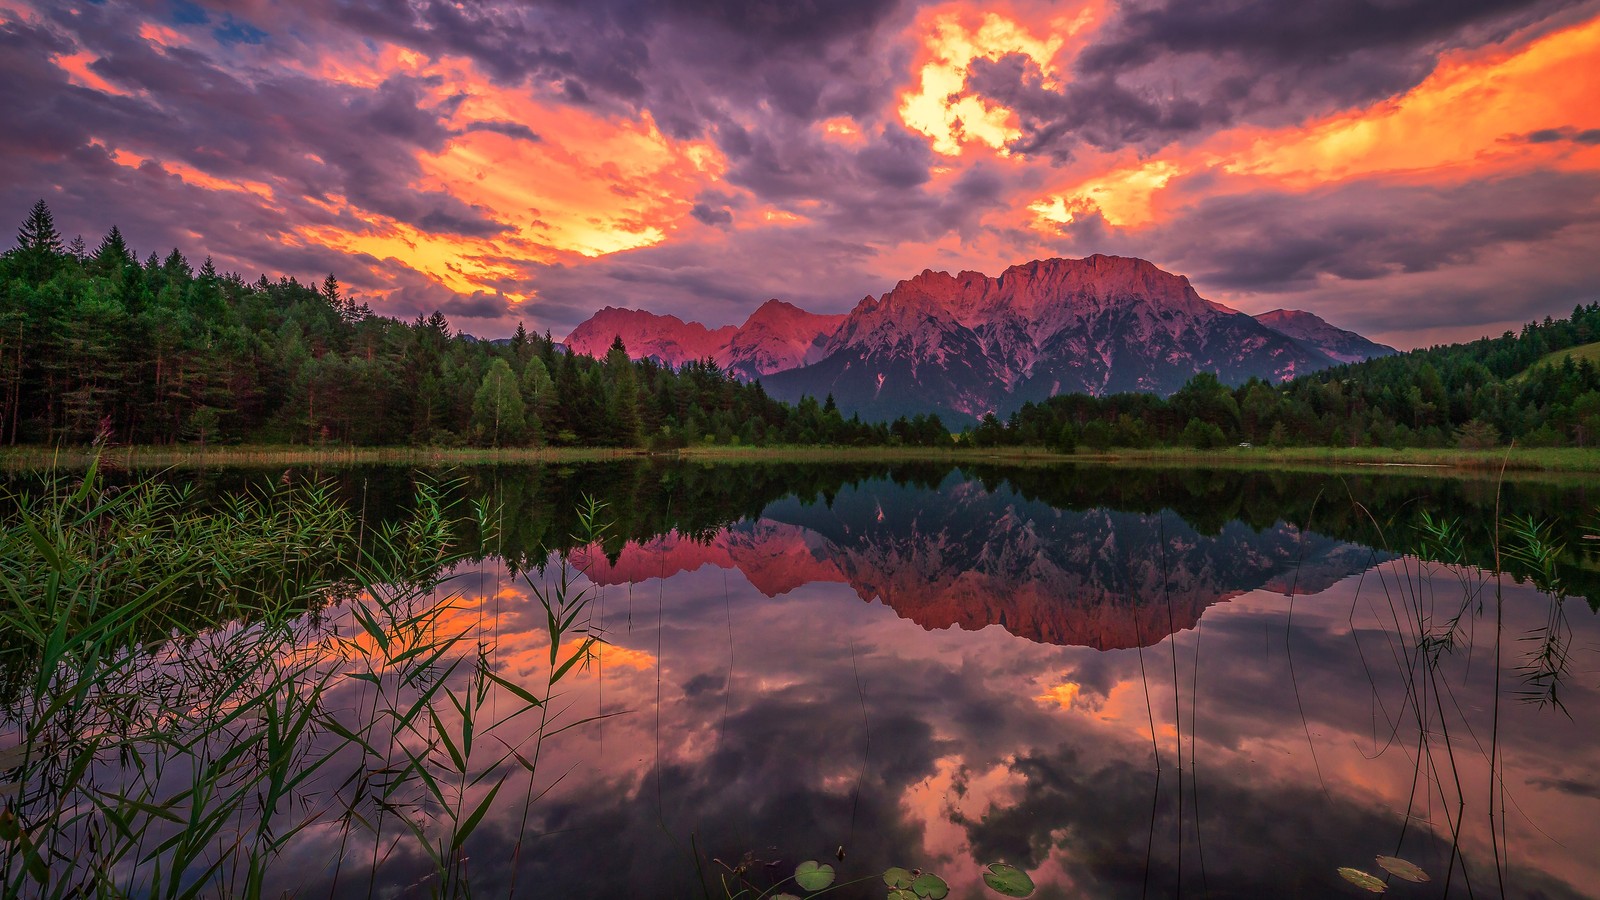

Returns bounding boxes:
[3,199,1598,451]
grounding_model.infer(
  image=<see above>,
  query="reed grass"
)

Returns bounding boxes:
[4,442,1597,477]
[0,444,646,472]
[0,457,612,897]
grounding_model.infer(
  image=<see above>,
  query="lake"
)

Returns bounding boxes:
[2,461,1597,898]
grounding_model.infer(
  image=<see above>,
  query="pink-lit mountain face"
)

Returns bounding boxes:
[1253,308,1398,365]
[563,255,1392,421]
[575,481,1383,651]
[563,299,844,379]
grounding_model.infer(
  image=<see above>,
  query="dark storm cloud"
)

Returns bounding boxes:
[1170,172,1600,289]
[1048,169,1600,335]
[1,0,937,333]
[970,0,1594,158]
[257,0,913,132]
[1504,125,1600,144]
[460,120,542,141]
[689,202,733,227]
[1524,776,1600,799]
[1,3,509,236]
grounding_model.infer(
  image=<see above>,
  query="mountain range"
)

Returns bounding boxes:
[563,255,1395,421]
[577,476,1384,650]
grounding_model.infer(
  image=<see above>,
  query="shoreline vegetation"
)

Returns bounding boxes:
[4,200,1600,465]
[3,442,1596,476]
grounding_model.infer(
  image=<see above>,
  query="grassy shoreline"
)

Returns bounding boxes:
[2,442,1597,475]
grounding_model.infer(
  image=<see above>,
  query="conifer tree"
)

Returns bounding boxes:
[605,336,640,446]
[15,199,62,281]
[17,199,62,256]
[92,227,134,282]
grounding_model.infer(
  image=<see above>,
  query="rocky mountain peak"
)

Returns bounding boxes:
[560,255,1392,422]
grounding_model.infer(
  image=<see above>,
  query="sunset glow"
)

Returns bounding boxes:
[2,0,1596,345]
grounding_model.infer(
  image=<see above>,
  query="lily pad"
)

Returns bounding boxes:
[795,860,836,892]
[1375,856,1429,883]
[883,867,915,889]
[911,872,950,899]
[1337,867,1387,893]
[982,863,1035,897]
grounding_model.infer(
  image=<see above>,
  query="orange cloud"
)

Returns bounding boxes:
[1223,14,1600,184]
[899,8,1081,156]
[1031,159,1180,228]
[104,144,276,202]
[138,22,188,49]
[1028,14,1600,232]
[279,44,730,310]
[53,51,130,97]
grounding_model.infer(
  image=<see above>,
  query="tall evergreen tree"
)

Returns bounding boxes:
[93,226,133,274]
[15,199,63,281]
[16,199,62,256]
[605,336,641,446]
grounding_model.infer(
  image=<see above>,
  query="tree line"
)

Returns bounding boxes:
[4,199,1597,451]
[971,302,1600,452]
[0,200,950,449]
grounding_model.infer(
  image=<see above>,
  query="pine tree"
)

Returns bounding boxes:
[15,199,63,281]
[163,247,191,278]
[17,199,62,256]
[605,336,641,446]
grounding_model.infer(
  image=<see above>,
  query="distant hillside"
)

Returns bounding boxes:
[978,299,1600,452]
[1518,340,1600,379]
[1253,308,1397,364]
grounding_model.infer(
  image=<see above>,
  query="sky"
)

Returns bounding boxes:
[2,0,1598,348]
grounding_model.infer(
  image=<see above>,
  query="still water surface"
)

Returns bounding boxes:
[7,462,1600,897]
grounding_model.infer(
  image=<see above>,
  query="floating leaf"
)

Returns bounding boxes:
[983,863,1035,897]
[1375,856,1429,883]
[912,872,950,898]
[1338,867,1387,893]
[884,867,915,888]
[795,860,836,892]
[888,891,917,900]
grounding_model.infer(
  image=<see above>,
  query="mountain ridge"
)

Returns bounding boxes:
[562,255,1395,421]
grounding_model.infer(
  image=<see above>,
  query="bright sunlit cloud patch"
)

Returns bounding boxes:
[899,10,1072,156]
[1223,14,1600,183]
[1023,14,1600,243]
[1031,159,1182,228]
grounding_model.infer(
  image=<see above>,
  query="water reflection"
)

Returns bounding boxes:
[3,463,1596,898]
[583,473,1390,650]
[371,467,1597,898]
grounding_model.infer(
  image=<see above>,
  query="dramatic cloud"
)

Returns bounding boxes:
[1,0,1596,344]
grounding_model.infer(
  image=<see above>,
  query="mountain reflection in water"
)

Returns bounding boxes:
[391,466,1592,899]
[581,474,1389,650]
[7,462,1596,898]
